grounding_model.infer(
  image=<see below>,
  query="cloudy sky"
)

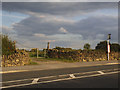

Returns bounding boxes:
[1,2,118,49]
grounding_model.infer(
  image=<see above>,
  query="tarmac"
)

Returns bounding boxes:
[1,60,119,74]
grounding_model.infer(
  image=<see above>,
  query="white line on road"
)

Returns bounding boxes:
[1,70,97,84]
[1,69,118,84]
[32,78,39,84]
[1,71,120,89]
[69,74,75,78]
[1,75,57,84]
[97,71,105,74]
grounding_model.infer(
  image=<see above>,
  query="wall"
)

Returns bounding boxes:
[1,51,31,67]
[47,49,119,62]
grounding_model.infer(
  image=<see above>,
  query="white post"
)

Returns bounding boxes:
[107,34,111,61]
[107,40,110,61]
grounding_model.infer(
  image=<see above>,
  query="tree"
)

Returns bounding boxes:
[83,43,91,50]
[95,41,120,52]
[54,46,62,50]
[30,48,37,52]
[111,43,120,52]
[1,34,16,56]
[95,41,107,51]
[53,46,72,52]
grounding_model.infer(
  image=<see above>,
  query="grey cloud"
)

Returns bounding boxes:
[10,17,117,49]
[12,15,74,36]
[2,2,117,16]
[2,2,118,49]
[65,16,118,41]
[2,25,17,36]
[12,14,118,43]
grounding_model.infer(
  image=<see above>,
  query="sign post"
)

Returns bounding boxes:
[107,40,110,61]
[107,34,111,61]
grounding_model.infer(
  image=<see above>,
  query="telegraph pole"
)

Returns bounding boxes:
[107,34,111,61]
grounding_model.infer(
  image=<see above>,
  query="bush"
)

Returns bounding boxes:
[1,34,16,56]
[83,43,91,50]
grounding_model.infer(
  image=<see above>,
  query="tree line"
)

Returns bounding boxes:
[1,34,120,56]
[53,41,120,52]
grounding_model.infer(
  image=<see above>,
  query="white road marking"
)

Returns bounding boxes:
[1,75,58,84]
[32,78,39,84]
[1,70,119,89]
[97,71,105,74]
[1,70,100,84]
[1,69,118,84]
[0,78,34,84]
[69,74,75,78]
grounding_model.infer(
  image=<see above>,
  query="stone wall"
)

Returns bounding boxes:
[1,51,31,67]
[47,49,119,62]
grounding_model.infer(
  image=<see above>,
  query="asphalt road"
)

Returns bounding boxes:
[2,64,120,88]
[17,72,119,88]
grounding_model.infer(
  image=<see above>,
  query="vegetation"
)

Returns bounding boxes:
[95,40,120,52]
[31,48,37,52]
[28,49,44,57]
[53,46,73,52]
[111,43,120,52]
[95,41,107,51]
[1,34,16,56]
[83,43,91,50]
[2,34,119,64]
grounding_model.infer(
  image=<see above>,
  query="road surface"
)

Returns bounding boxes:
[1,64,120,88]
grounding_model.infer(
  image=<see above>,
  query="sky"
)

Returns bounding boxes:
[1,1,118,50]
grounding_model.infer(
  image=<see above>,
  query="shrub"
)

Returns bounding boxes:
[1,34,16,56]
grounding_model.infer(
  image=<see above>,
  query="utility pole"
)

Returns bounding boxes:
[107,34,111,61]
